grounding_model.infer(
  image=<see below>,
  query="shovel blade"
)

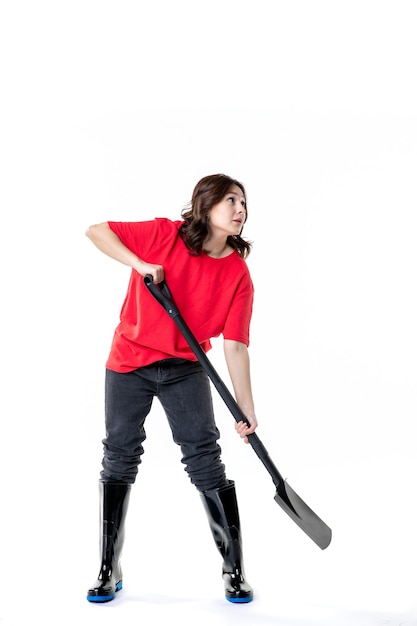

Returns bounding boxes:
[274,480,332,550]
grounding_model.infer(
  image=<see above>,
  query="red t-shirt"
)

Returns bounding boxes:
[105,218,254,373]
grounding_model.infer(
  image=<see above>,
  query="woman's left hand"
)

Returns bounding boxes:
[235,415,258,444]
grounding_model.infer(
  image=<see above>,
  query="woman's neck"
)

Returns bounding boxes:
[203,237,232,258]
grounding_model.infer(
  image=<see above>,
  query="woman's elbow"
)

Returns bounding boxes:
[85,222,109,240]
[223,339,248,355]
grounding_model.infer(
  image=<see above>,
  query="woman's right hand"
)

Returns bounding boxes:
[138,262,165,284]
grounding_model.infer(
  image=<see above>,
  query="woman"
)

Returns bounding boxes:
[85,173,258,604]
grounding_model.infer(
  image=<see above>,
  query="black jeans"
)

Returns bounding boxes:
[101,359,228,492]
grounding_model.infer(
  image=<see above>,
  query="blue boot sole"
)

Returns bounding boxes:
[226,595,253,603]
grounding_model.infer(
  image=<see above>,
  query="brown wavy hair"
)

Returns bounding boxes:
[178,173,252,258]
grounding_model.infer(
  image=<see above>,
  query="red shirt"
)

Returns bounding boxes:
[106,218,254,373]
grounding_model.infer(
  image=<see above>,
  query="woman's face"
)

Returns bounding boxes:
[208,184,247,238]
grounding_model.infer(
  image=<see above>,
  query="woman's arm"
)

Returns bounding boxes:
[85,222,165,282]
[223,339,258,443]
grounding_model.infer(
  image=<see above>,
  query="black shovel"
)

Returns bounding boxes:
[144,275,332,550]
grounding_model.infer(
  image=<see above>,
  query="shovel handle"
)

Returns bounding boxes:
[143,274,179,318]
[143,274,285,485]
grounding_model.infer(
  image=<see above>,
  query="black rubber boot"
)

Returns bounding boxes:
[201,480,253,603]
[87,481,131,603]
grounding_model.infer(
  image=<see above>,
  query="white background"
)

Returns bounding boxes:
[1,1,416,625]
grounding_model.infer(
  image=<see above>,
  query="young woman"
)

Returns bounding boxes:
[85,173,258,604]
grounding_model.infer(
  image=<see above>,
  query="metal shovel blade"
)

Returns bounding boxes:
[274,480,332,550]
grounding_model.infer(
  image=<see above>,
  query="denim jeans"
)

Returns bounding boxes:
[101,359,228,492]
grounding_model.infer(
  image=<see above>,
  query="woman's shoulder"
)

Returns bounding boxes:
[154,217,184,227]
[152,217,185,238]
